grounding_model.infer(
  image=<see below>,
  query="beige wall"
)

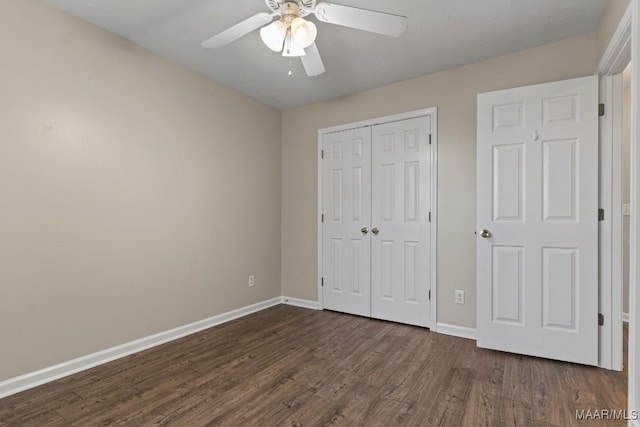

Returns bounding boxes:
[0,1,282,381]
[624,84,631,314]
[1,1,619,382]
[281,33,598,328]
[596,0,631,61]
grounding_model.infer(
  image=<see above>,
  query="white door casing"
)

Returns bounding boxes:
[598,74,624,371]
[371,117,432,327]
[322,127,372,316]
[477,76,599,365]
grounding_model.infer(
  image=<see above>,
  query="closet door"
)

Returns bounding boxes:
[322,127,372,316]
[371,117,432,327]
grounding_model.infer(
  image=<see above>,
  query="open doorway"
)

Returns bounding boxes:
[597,1,640,420]
[596,2,638,416]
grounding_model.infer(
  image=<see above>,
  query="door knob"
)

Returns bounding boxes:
[371,227,380,235]
[479,229,492,238]
[361,227,369,234]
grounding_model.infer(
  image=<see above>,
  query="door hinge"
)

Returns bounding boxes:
[429,134,432,145]
[598,313,604,326]
[321,277,324,287]
[599,103,605,117]
[428,290,431,300]
[321,149,324,159]
[428,212,431,222]
[598,208,605,221]
[321,214,324,223]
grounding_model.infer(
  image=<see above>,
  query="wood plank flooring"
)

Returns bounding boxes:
[0,305,628,426]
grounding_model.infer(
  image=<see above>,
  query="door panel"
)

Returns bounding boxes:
[542,138,578,221]
[477,76,599,365]
[492,245,524,325]
[371,116,431,327]
[493,144,524,221]
[541,247,577,330]
[322,127,371,316]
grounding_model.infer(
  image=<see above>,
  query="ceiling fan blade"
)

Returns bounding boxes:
[314,2,407,37]
[201,13,273,49]
[301,43,325,77]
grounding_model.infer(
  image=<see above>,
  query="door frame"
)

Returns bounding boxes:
[317,107,439,329]
[598,73,625,371]
[597,0,640,417]
[596,2,630,371]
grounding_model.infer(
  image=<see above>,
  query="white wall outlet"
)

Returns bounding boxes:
[248,275,255,287]
[624,204,631,216]
[455,290,465,305]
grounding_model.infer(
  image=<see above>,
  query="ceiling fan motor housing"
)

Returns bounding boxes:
[264,0,316,17]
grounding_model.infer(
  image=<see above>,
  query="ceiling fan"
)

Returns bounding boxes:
[201,0,408,77]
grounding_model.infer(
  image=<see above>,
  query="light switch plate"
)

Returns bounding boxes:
[624,204,631,216]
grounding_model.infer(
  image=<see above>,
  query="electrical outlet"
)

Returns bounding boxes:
[249,275,255,287]
[455,290,465,305]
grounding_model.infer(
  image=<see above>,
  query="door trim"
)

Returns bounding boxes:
[598,74,625,371]
[596,2,632,372]
[317,107,438,329]
[631,2,640,416]
[596,1,640,416]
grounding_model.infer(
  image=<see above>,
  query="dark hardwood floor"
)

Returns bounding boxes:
[0,305,628,426]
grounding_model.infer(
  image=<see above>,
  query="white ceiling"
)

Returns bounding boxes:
[45,0,606,110]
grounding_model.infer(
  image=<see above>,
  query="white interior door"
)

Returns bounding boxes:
[322,127,372,316]
[477,76,599,365]
[371,117,432,327]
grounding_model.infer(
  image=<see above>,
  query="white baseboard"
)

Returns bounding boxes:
[624,312,630,323]
[281,296,320,310]
[435,322,477,341]
[0,297,282,400]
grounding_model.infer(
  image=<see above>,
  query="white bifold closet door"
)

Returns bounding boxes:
[322,116,432,327]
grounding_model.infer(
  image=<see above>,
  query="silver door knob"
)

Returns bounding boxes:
[361,227,369,234]
[371,227,380,235]
[479,229,492,238]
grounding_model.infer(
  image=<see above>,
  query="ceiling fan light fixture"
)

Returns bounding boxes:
[291,17,317,49]
[201,0,408,78]
[260,20,287,52]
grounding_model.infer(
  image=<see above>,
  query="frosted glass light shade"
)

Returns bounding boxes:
[291,17,317,49]
[260,20,287,52]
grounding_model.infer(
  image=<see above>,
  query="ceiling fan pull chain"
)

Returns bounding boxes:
[288,58,293,77]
